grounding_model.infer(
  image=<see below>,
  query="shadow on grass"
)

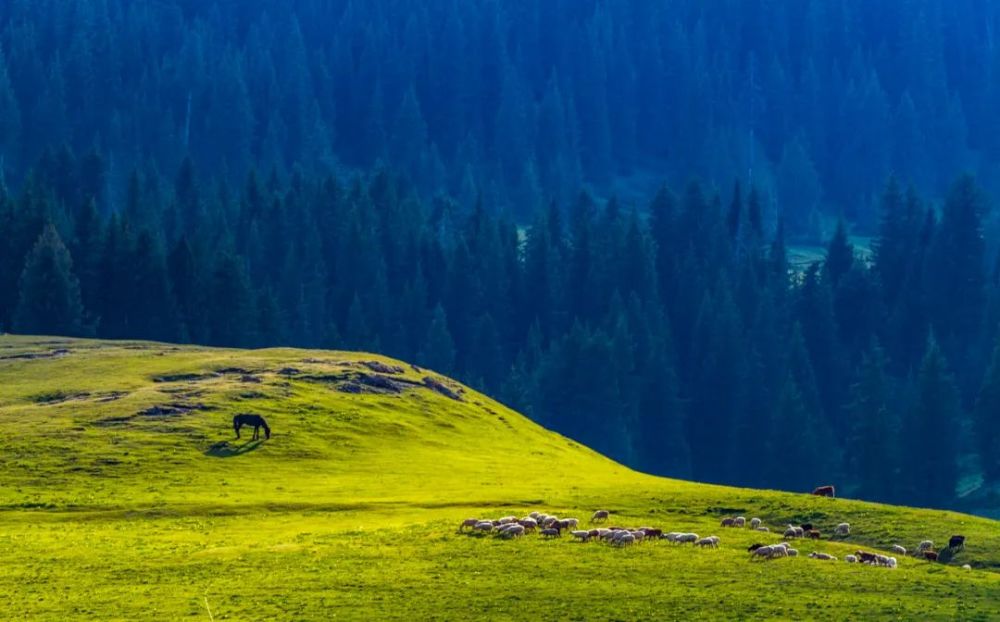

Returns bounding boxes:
[205,439,264,458]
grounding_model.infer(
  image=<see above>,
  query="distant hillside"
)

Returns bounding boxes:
[0,336,998,620]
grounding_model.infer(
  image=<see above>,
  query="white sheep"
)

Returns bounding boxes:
[664,532,681,543]
[750,546,774,560]
[497,516,517,525]
[591,510,610,523]
[474,521,494,532]
[696,536,719,548]
[918,540,933,552]
[962,564,972,570]
[845,555,858,563]
[734,516,746,527]
[887,557,898,569]
[786,548,799,557]
[770,546,788,558]
[875,554,889,566]
[676,533,699,544]
[615,533,636,547]
[835,522,850,536]
[571,530,591,542]
[499,524,525,538]
[809,552,836,560]
[540,528,561,538]
[749,517,762,529]
[891,544,906,556]
[528,511,540,520]
[755,526,770,532]
[783,527,799,539]
[459,518,480,531]
[564,518,580,529]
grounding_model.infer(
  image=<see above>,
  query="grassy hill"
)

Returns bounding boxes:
[1,336,998,620]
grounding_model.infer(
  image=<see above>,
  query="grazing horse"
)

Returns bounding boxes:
[233,413,270,440]
[811,485,836,498]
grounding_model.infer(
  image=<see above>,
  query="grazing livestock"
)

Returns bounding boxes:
[474,521,495,533]
[591,510,610,523]
[809,552,836,560]
[540,528,561,538]
[891,545,906,556]
[755,527,770,532]
[807,530,821,540]
[528,511,540,520]
[721,517,737,527]
[571,530,591,542]
[233,413,271,440]
[845,555,858,563]
[750,546,774,560]
[800,523,814,532]
[811,485,835,497]
[499,524,525,539]
[458,518,479,531]
[949,535,966,549]
[917,540,933,553]
[748,543,766,553]
[749,517,762,530]
[835,523,850,536]
[922,551,939,562]
[856,551,878,564]
[614,533,636,547]
[962,564,972,570]
[518,518,538,531]
[887,557,898,569]
[770,546,788,558]
[696,537,719,548]
[642,528,663,539]
[786,548,799,557]
[675,533,699,544]
[784,527,800,539]
[734,517,746,527]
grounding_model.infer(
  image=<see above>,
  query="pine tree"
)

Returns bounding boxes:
[846,343,897,501]
[13,225,89,337]
[903,335,960,507]
[421,304,456,375]
[824,219,854,287]
[206,251,256,347]
[975,331,1000,483]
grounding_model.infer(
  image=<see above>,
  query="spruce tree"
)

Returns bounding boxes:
[975,332,1000,483]
[903,335,960,507]
[846,343,897,501]
[421,304,456,375]
[13,225,88,337]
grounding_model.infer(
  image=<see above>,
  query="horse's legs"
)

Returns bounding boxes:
[234,423,241,439]
[253,425,259,441]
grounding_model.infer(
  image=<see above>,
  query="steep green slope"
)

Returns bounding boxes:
[1,336,997,621]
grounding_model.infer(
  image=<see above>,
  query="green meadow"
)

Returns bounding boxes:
[1,336,997,620]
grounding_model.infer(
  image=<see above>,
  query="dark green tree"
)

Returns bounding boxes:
[13,225,89,337]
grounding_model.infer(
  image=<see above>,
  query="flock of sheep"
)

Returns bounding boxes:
[457,510,971,570]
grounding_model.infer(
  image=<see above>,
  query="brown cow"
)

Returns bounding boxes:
[811,485,836,497]
[923,551,939,562]
[807,530,821,539]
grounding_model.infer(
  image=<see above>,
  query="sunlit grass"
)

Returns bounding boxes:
[0,336,997,620]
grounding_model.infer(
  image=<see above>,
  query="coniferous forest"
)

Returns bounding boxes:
[3,1,1000,512]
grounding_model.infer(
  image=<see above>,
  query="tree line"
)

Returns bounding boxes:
[3,150,999,511]
[3,0,1000,231]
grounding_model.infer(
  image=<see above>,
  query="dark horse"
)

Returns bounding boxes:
[233,413,271,440]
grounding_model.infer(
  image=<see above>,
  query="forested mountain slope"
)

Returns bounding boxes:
[2,0,1000,225]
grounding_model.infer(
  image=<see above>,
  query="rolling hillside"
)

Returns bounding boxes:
[1,336,998,620]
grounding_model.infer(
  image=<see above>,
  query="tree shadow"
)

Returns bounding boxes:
[205,439,264,458]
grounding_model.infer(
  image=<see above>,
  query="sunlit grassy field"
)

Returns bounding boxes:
[1,336,997,620]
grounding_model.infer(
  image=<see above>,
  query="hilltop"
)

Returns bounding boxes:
[0,336,998,620]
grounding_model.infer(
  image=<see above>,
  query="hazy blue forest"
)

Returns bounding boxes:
[2,0,1000,513]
